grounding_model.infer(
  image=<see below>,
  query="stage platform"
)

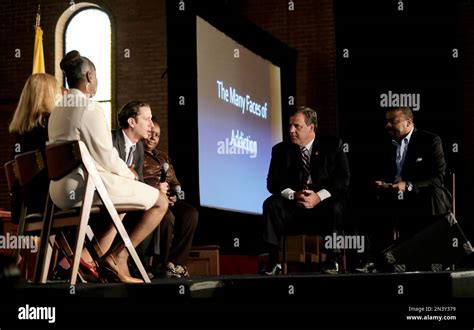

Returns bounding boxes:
[1,270,474,329]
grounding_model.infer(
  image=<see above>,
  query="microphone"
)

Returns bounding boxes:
[169,185,185,200]
[160,163,169,183]
[171,185,181,195]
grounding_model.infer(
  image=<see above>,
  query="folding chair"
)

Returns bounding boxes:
[13,149,95,283]
[4,160,16,199]
[4,160,25,262]
[36,140,150,284]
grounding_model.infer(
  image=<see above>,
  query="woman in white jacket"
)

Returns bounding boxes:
[48,50,168,283]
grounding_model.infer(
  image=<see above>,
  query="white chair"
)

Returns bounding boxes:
[35,140,150,284]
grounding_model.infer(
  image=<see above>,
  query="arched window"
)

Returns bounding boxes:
[63,7,112,127]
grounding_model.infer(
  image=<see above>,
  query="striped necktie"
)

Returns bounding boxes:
[126,144,136,166]
[300,146,310,188]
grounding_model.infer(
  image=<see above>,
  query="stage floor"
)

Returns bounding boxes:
[1,270,474,328]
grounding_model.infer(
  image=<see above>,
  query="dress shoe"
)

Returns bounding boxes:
[98,257,144,283]
[129,261,154,279]
[55,257,100,282]
[323,260,339,275]
[117,273,144,283]
[260,263,282,276]
[52,265,69,282]
[165,262,189,278]
[98,266,144,283]
[79,258,100,281]
[355,262,377,274]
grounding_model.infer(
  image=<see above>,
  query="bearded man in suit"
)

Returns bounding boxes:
[356,106,453,273]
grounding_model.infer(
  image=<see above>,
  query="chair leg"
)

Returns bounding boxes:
[70,175,94,285]
[57,232,87,283]
[282,235,288,275]
[79,141,150,283]
[97,192,151,283]
[85,226,104,261]
[57,232,73,260]
[340,249,347,273]
[15,204,28,266]
[40,235,56,283]
[34,195,54,283]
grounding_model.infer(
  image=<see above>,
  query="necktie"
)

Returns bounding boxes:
[300,146,310,188]
[126,145,136,166]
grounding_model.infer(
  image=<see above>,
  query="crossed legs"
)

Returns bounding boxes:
[83,193,169,279]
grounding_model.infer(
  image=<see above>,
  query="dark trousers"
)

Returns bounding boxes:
[362,194,438,261]
[262,194,342,263]
[153,200,199,266]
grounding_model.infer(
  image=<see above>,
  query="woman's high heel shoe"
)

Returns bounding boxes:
[79,258,100,281]
[57,257,100,282]
[97,258,143,284]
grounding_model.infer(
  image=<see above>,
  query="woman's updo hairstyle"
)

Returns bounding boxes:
[60,50,95,88]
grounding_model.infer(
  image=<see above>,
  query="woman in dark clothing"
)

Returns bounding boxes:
[8,73,62,223]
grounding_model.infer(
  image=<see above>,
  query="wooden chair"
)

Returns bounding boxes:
[3,160,23,260]
[35,140,150,284]
[449,172,455,217]
[14,150,47,236]
[4,160,16,197]
[13,149,92,283]
[281,233,346,274]
[281,211,348,274]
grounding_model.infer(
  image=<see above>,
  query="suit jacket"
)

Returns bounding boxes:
[111,129,145,182]
[376,128,452,215]
[48,89,158,211]
[267,136,350,203]
[143,149,180,189]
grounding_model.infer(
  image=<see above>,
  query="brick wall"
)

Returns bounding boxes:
[0,0,168,208]
[1,0,470,230]
[230,0,338,135]
[0,0,335,209]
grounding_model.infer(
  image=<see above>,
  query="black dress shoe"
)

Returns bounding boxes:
[355,262,377,273]
[260,263,282,276]
[323,260,339,275]
[52,265,69,282]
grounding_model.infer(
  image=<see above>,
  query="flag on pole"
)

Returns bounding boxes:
[32,6,45,74]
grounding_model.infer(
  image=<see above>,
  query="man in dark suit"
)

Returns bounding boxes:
[112,100,155,183]
[112,100,161,276]
[359,106,452,272]
[261,106,350,275]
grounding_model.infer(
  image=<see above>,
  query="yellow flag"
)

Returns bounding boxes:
[32,25,45,74]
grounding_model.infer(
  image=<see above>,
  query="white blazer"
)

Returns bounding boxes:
[48,89,158,210]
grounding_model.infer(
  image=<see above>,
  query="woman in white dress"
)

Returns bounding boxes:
[48,50,169,283]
